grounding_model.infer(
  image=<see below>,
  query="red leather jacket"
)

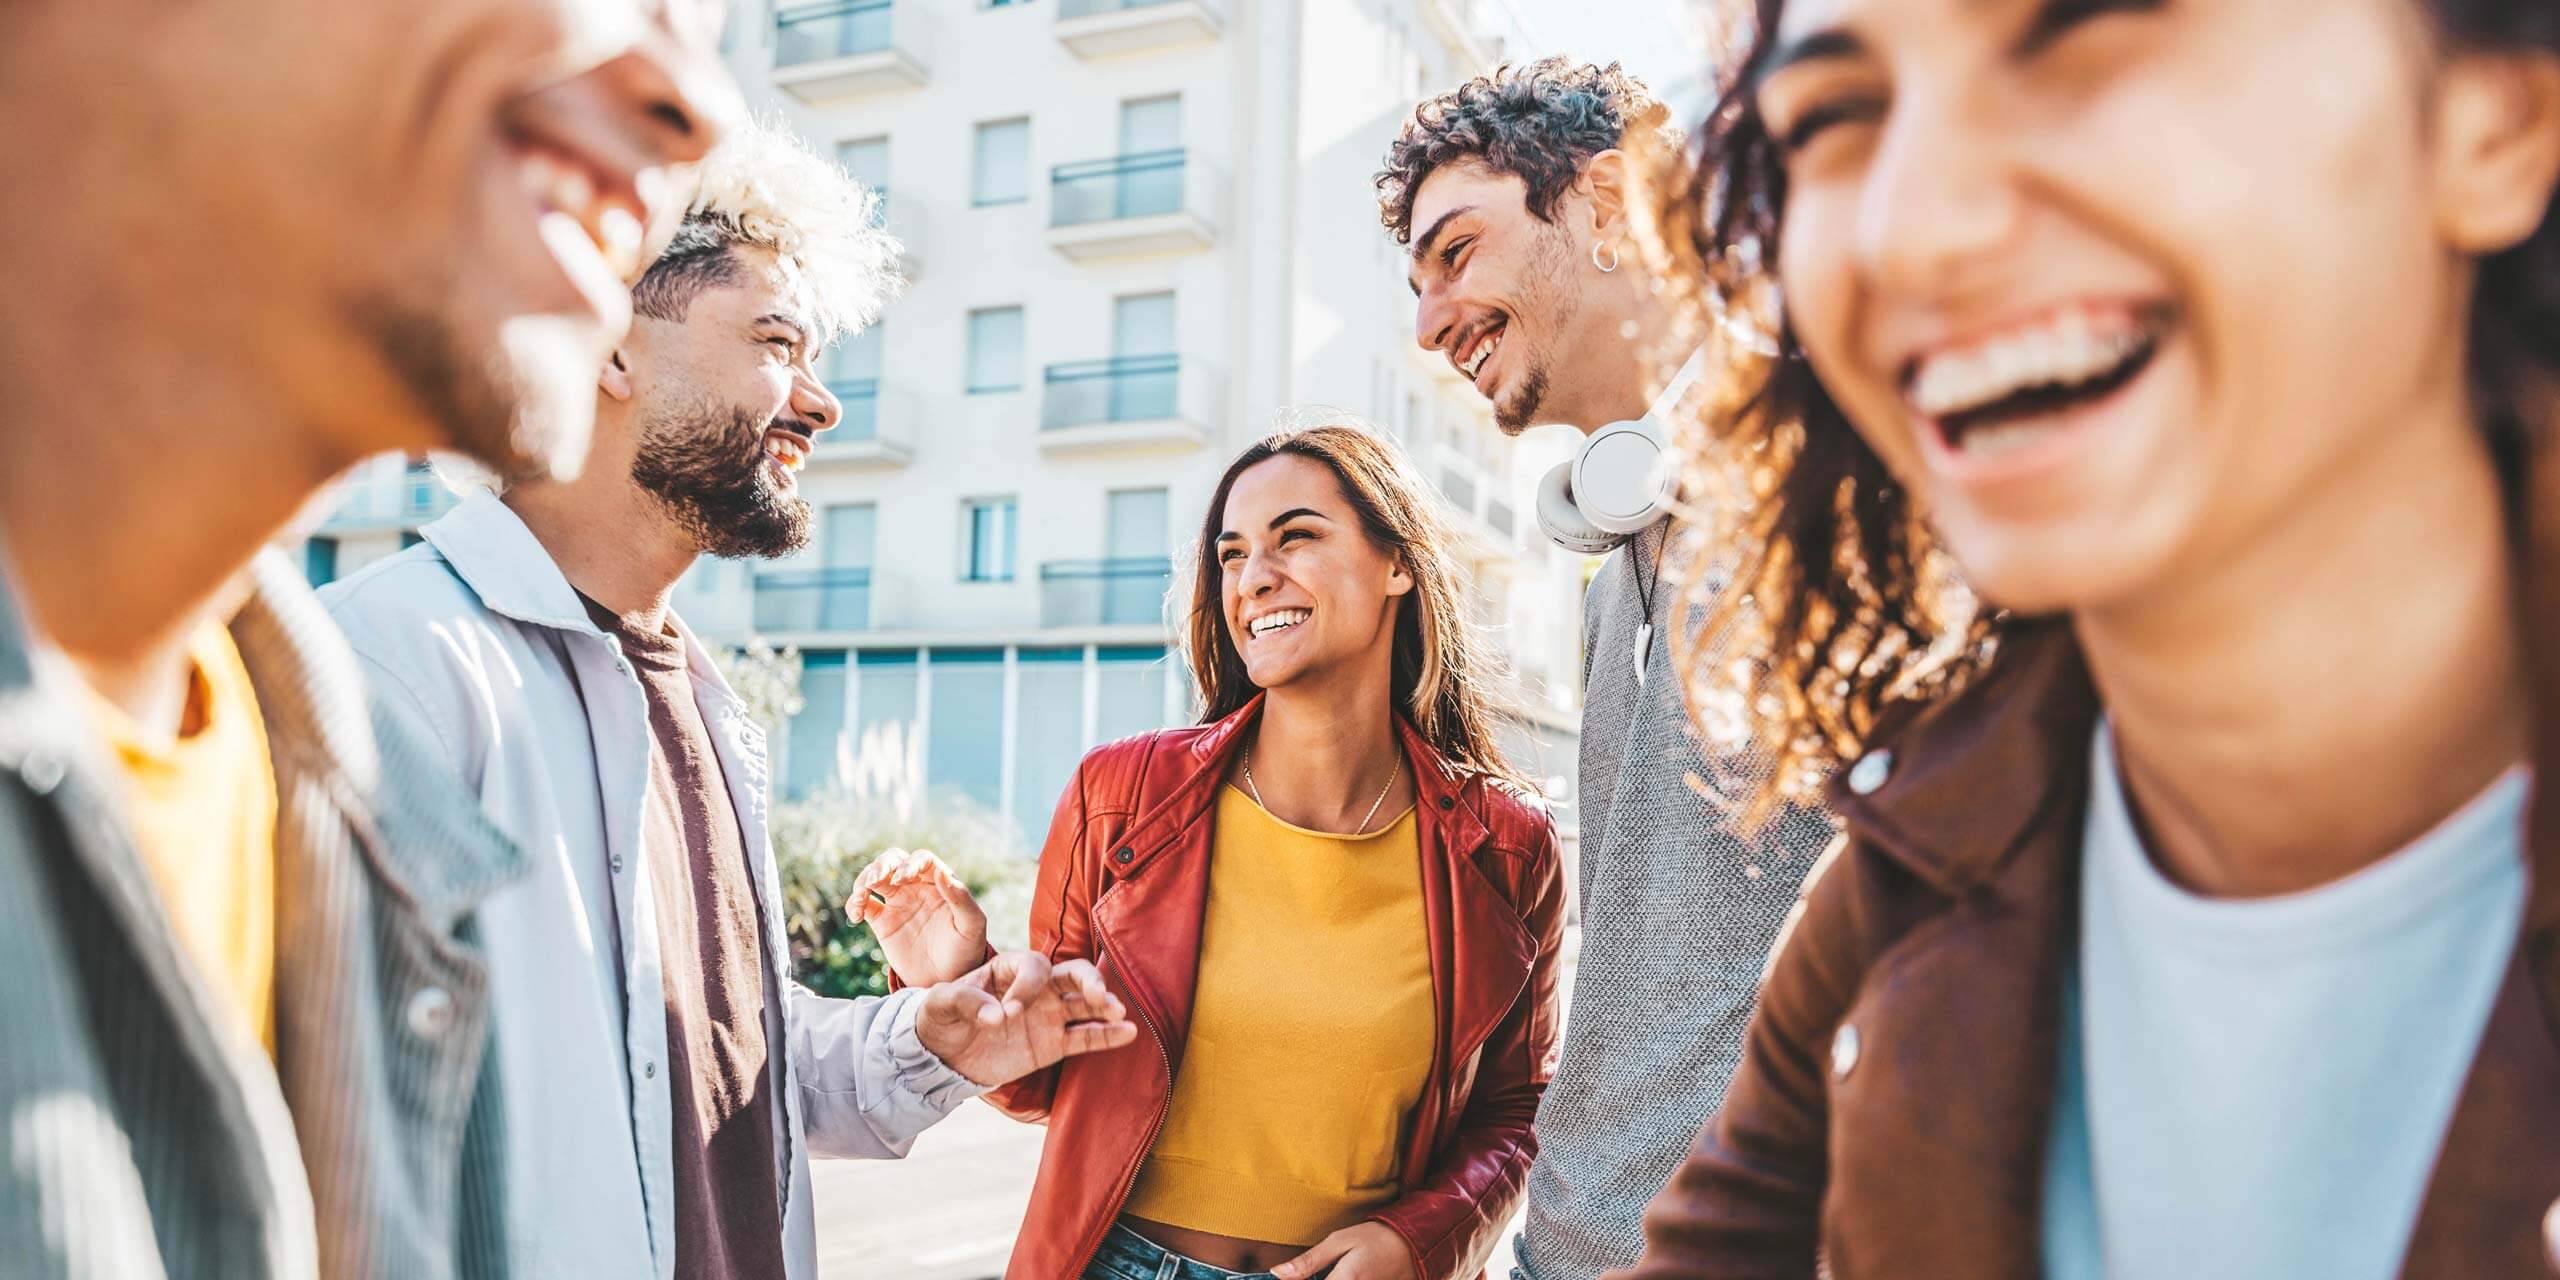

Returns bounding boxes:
[987,698,1565,1280]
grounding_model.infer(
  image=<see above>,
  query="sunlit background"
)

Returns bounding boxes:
[299,0,1706,864]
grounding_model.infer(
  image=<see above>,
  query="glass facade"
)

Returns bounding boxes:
[771,643,1185,847]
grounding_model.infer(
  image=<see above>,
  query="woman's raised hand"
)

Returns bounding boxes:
[848,848,989,988]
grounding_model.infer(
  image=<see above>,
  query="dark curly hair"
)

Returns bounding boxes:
[1658,0,2560,821]
[1376,56,1672,245]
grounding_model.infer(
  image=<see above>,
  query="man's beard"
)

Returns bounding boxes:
[1488,223,1579,436]
[630,396,814,560]
[1493,364,1549,436]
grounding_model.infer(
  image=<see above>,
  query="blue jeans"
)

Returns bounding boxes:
[1082,1223,1281,1280]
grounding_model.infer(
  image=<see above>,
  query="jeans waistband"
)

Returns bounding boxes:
[1083,1222,1281,1280]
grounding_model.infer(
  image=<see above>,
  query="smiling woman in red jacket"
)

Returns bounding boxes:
[975,422,1564,1280]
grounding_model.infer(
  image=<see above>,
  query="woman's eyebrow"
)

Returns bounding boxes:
[1756,26,1868,86]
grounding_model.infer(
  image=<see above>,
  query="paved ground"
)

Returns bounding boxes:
[813,935,1580,1278]
[811,1103,1524,1278]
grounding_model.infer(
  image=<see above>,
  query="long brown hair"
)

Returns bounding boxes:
[1181,422,1524,782]
[1646,0,2560,824]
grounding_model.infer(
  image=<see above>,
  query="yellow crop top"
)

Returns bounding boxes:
[1123,785,1436,1246]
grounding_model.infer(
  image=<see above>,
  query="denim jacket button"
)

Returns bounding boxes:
[405,986,455,1040]
[1831,1022,1860,1080]
[21,752,65,794]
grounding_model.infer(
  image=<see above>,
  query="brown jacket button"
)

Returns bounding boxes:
[2542,1197,2559,1270]
[1437,796,1454,810]
[1832,1023,1861,1079]
[1113,848,1134,865]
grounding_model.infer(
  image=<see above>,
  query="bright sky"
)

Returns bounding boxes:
[1506,0,1711,113]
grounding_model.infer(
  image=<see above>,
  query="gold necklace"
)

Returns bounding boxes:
[1242,740,1403,836]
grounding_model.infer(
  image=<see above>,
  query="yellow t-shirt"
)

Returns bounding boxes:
[1123,785,1435,1246]
[82,620,279,1055]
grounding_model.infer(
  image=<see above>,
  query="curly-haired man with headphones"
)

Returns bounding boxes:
[1379,59,1836,1280]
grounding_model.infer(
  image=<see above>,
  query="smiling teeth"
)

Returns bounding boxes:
[1461,328,1503,381]
[1907,308,2151,421]
[764,434,808,472]
[517,146,644,280]
[1248,608,1309,637]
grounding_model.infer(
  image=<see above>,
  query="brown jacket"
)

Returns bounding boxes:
[986,697,1566,1280]
[1614,619,2560,1279]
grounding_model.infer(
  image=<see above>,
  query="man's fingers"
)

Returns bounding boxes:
[1059,1019,1139,1058]
[993,950,1052,1013]
[1051,959,1111,1007]
[924,978,1002,1028]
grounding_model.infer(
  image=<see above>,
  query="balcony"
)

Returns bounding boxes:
[1054,0,1223,59]
[1041,558,1174,628]
[1044,149,1220,262]
[1417,0,1534,69]
[754,567,872,633]
[772,0,927,103]
[815,379,913,468]
[322,471,460,532]
[1038,355,1215,455]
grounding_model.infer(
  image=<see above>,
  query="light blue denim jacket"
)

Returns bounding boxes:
[324,491,983,1280]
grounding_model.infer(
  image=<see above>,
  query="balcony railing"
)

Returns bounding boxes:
[771,0,927,101]
[1042,355,1180,429]
[1061,0,1178,14]
[1041,558,1173,627]
[1055,0,1223,55]
[324,474,460,530]
[1051,149,1188,228]
[774,0,892,65]
[828,378,880,442]
[754,567,872,633]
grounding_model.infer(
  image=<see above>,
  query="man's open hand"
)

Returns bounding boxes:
[849,848,988,988]
[914,950,1138,1086]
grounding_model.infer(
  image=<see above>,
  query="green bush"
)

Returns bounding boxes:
[718,642,1037,999]
[770,788,1033,999]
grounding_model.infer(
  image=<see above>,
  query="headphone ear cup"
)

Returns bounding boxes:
[1536,461,1630,555]
[1570,416,1675,537]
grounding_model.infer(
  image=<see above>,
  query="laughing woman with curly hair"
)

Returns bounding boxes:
[1617,1,2560,1277]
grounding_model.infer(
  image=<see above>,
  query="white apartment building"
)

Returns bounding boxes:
[304,0,1591,850]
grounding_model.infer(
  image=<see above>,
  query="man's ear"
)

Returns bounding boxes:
[1578,148,1635,239]
[2432,51,2560,256]
[599,349,636,403]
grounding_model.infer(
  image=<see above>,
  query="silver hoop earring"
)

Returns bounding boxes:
[1592,241,1620,273]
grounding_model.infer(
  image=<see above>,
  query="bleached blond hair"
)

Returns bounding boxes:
[633,113,903,346]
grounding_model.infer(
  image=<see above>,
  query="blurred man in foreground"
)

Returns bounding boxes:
[325,121,1138,1279]
[0,0,738,1273]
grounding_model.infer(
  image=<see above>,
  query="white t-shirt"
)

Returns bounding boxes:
[2041,723,2527,1280]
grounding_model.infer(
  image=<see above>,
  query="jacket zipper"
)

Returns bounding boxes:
[1068,938,1175,1278]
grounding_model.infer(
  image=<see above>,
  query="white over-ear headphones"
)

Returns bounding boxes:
[1535,347,1709,554]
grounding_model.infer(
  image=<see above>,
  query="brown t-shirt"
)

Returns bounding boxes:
[584,596,787,1280]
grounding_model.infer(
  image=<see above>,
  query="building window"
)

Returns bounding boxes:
[967,306,1025,393]
[302,537,340,587]
[837,136,889,220]
[963,498,1018,582]
[972,118,1030,207]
